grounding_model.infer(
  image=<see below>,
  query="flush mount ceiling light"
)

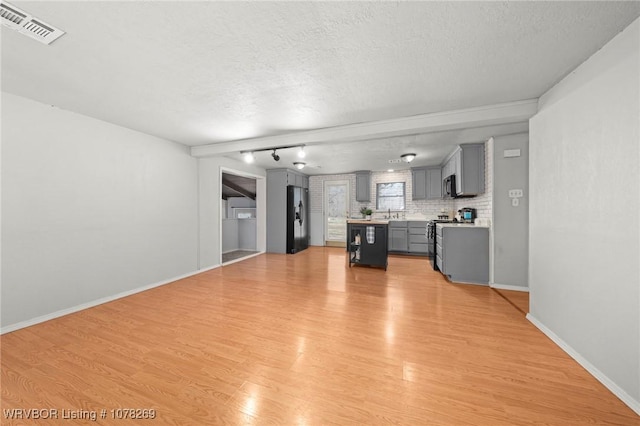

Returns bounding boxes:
[294,162,306,170]
[297,146,306,159]
[243,152,254,164]
[401,153,416,163]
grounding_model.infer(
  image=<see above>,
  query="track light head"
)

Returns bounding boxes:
[271,150,280,161]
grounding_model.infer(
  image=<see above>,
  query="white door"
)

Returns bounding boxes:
[324,180,350,247]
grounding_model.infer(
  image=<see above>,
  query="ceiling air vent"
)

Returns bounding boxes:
[1,0,65,45]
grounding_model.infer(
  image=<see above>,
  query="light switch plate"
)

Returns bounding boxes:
[508,189,523,198]
[504,149,521,158]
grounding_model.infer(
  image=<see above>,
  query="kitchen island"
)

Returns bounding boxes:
[346,220,389,270]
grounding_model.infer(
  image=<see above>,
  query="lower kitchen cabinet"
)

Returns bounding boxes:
[436,225,489,284]
[389,226,408,252]
[388,221,428,255]
[408,221,428,253]
[347,223,388,270]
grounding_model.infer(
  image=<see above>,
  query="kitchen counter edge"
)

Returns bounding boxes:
[347,219,389,225]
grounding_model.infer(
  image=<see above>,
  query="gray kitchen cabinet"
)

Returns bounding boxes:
[436,225,489,284]
[355,170,371,202]
[426,167,442,199]
[408,221,428,253]
[411,168,427,200]
[388,221,408,252]
[412,167,442,200]
[459,143,484,196]
[441,143,485,197]
[388,221,428,255]
[267,168,309,253]
[442,153,456,179]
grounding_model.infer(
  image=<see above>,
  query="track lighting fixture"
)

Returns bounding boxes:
[240,144,307,165]
[401,153,416,163]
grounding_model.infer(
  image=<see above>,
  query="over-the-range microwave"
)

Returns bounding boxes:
[443,174,456,198]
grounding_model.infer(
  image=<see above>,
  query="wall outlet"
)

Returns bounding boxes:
[508,189,523,198]
[512,197,519,207]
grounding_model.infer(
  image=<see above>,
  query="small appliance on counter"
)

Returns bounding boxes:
[459,207,477,223]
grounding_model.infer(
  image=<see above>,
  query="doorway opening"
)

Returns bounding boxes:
[221,172,259,264]
[324,180,350,248]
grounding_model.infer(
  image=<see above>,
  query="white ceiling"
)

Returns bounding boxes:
[2,1,639,174]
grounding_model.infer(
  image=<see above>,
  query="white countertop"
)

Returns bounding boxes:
[347,219,389,225]
[436,223,491,229]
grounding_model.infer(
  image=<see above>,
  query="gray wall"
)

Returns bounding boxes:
[529,18,639,409]
[492,134,528,289]
[266,169,288,253]
[221,219,239,253]
[1,93,199,329]
[238,219,257,250]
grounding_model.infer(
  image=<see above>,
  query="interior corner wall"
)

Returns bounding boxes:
[492,133,528,289]
[198,157,266,269]
[529,18,639,409]
[1,93,199,329]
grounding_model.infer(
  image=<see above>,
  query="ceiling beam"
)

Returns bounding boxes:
[191,99,538,158]
[222,178,256,200]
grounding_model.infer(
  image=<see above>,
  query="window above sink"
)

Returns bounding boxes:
[376,182,405,210]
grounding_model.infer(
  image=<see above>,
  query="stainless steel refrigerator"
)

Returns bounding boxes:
[286,185,309,254]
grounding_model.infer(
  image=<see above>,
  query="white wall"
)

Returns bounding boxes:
[1,93,198,330]
[198,158,266,269]
[529,18,639,412]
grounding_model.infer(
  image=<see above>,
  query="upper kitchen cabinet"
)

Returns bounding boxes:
[412,166,442,200]
[442,143,485,197]
[286,170,309,189]
[355,170,371,202]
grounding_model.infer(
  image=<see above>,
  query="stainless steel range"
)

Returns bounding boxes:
[426,220,453,270]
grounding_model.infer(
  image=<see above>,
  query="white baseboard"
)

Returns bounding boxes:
[490,283,530,292]
[1,265,220,335]
[526,314,640,416]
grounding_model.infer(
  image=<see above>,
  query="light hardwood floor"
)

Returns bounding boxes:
[2,247,638,425]
[492,289,529,315]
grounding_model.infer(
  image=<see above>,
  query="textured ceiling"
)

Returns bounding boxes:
[2,1,639,174]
